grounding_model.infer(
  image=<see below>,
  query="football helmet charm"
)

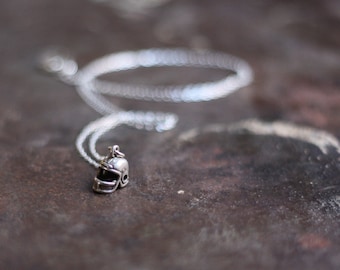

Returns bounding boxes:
[93,145,129,194]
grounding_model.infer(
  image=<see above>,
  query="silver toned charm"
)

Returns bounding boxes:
[93,145,129,194]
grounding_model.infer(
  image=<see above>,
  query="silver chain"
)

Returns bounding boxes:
[40,48,253,168]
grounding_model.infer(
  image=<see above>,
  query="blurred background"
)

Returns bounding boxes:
[0,1,339,269]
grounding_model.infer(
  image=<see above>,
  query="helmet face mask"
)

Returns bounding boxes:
[97,168,120,182]
[92,145,129,194]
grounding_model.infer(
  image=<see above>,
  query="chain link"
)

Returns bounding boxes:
[40,48,253,167]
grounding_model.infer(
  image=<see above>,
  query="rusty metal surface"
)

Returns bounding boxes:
[1,0,340,269]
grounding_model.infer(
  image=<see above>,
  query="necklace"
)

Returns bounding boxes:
[40,48,253,193]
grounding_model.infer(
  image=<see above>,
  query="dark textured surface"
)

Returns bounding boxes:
[1,0,340,269]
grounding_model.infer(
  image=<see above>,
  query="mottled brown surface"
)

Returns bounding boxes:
[1,0,340,269]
